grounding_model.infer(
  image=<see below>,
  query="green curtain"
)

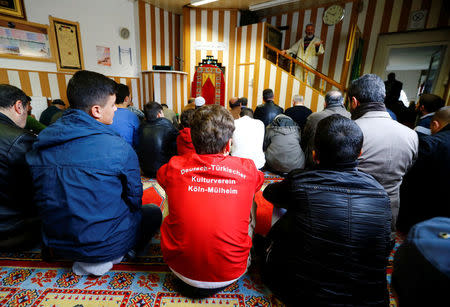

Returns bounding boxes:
[350,38,364,81]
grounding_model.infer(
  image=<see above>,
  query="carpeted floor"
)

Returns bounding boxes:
[0,232,284,307]
[0,173,403,306]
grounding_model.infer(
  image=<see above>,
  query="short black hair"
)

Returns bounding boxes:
[52,99,66,106]
[180,108,195,128]
[314,114,363,166]
[238,97,248,107]
[0,84,28,109]
[67,70,117,112]
[240,107,253,118]
[144,101,163,121]
[115,83,130,104]
[348,74,385,104]
[191,105,234,154]
[418,94,444,113]
[263,89,274,102]
[229,99,241,109]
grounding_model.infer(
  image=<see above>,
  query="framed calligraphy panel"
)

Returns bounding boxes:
[49,16,84,72]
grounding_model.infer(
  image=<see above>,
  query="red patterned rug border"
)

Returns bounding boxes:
[32,288,132,306]
[154,292,245,306]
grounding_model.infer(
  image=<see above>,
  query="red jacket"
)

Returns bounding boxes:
[177,128,196,156]
[157,153,264,282]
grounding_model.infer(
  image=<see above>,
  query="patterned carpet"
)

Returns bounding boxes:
[0,172,403,306]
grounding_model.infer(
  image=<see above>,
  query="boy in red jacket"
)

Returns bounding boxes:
[157,105,264,297]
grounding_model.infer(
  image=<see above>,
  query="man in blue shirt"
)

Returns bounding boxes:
[110,83,140,148]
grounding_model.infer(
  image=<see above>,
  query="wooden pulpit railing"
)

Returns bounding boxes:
[264,42,345,93]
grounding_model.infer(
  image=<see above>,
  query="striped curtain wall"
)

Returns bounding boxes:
[0,68,141,109]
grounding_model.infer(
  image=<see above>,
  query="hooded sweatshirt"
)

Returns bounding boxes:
[26,109,143,262]
[264,114,305,173]
[177,127,196,156]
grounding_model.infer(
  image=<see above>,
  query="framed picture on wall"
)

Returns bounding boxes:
[0,16,53,62]
[0,0,26,20]
[49,15,84,72]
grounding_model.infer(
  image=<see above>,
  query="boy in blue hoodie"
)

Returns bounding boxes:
[26,70,162,276]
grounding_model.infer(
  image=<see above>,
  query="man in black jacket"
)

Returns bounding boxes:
[0,84,40,250]
[39,99,66,126]
[137,101,179,178]
[397,106,450,234]
[261,114,392,306]
[253,88,283,127]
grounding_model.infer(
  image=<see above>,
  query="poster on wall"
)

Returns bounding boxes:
[118,46,132,66]
[96,45,111,66]
[0,25,51,59]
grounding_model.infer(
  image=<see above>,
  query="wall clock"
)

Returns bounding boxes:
[120,27,130,39]
[323,5,345,26]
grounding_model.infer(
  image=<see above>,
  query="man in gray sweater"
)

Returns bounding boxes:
[302,90,350,168]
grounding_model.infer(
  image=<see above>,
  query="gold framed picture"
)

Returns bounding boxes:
[49,15,84,72]
[0,16,54,62]
[0,0,26,20]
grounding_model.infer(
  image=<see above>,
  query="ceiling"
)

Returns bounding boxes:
[142,0,341,16]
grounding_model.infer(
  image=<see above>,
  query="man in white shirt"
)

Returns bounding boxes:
[231,108,265,169]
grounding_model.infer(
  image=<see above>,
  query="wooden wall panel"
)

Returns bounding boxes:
[0,68,140,108]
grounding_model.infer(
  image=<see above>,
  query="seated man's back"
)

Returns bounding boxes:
[26,71,159,276]
[349,74,418,232]
[0,84,39,250]
[231,108,265,169]
[262,115,392,306]
[254,89,283,127]
[138,102,178,178]
[39,99,65,126]
[397,107,450,233]
[264,114,305,174]
[157,105,264,294]
[109,83,140,148]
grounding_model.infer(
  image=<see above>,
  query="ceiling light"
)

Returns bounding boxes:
[191,0,219,7]
[249,0,299,11]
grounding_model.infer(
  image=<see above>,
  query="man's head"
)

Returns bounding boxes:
[238,97,248,107]
[348,74,385,110]
[190,105,235,155]
[51,99,66,110]
[67,70,117,125]
[416,94,444,116]
[229,97,240,109]
[194,96,205,109]
[314,114,363,166]
[240,107,254,118]
[263,89,274,102]
[325,91,343,108]
[115,83,131,106]
[143,101,164,121]
[180,108,195,129]
[430,106,450,135]
[305,23,315,38]
[0,84,29,128]
[292,95,304,106]
[387,72,396,81]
